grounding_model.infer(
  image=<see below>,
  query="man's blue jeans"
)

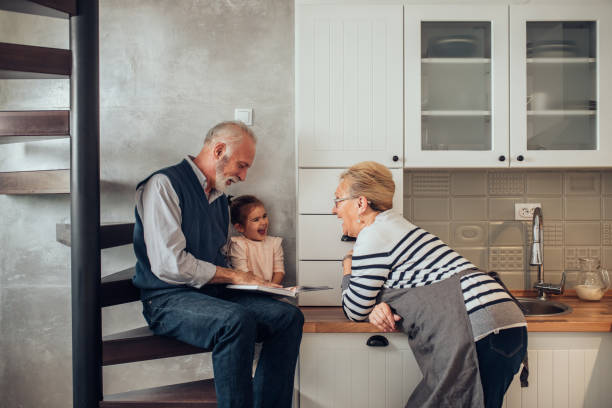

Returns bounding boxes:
[142,286,304,408]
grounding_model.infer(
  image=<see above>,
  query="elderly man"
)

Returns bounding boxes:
[132,121,304,408]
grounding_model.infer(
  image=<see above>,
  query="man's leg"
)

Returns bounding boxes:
[143,289,257,408]
[227,293,304,408]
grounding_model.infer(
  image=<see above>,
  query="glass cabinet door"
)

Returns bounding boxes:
[405,6,509,168]
[510,5,612,167]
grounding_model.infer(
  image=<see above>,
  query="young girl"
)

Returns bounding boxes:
[228,195,285,285]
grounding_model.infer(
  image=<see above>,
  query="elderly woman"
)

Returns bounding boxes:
[333,161,527,408]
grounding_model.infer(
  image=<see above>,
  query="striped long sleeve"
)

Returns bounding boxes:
[341,210,476,321]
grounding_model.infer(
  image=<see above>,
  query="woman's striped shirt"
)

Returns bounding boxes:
[342,210,516,326]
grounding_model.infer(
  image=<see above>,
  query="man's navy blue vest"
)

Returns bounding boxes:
[133,159,229,299]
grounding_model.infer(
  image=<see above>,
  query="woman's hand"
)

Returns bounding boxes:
[368,302,402,332]
[342,250,353,276]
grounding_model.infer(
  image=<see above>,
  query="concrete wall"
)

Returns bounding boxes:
[0,0,294,406]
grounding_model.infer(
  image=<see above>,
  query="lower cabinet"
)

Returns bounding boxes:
[298,332,612,408]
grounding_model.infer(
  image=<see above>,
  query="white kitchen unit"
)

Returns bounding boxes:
[405,6,510,168]
[296,168,403,306]
[298,332,612,408]
[509,5,612,168]
[405,4,612,168]
[296,4,403,168]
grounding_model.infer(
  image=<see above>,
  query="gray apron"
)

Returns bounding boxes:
[379,271,484,408]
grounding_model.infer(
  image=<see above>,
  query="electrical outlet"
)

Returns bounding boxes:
[514,203,541,220]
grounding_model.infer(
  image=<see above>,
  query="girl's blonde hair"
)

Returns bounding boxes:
[340,161,394,212]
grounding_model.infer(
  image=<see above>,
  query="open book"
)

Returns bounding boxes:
[226,284,332,298]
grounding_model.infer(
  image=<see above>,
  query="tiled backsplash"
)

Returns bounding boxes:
[403,170,612,289]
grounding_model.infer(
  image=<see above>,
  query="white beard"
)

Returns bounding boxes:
[214,156,239,193]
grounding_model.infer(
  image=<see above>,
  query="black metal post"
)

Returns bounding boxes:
[70,0,101,406]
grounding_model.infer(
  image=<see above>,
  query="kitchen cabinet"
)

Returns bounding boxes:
[509,5,612,168]
[296,4,403,168]
[405,5,509,168]
[405,4,612,168]
[296,169,403,306]
[298,332,612,408]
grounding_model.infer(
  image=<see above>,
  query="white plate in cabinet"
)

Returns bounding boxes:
[298,215,353,260]
[299,333,421,408]
[299,168,404,214]
[296,4,403,168]
[298,261,342,306]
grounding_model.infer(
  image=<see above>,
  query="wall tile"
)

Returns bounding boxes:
[564,172,600,195]
[451,197,486,220]
[602,171,612,195]
[403,198,412,221]
[413,198,449,221]
[564,197,601,220]
[451,222,488,247]
[412,172,449,196]
[488,197,521,220]
[402,171,411,197]
[456,248,488,270]
[603,197,612,220]
[525,221,563,247]
[526,197,563,220]
[604,222,612,246]
[489,247,524,271]
[565,247,601,270]
[543,247,563,271]
[526,172,562,195]
[489,222,525,246]
[496,272,525,289]
[488,172,524,195]
[603,247,612,269]
[451,172,486,196]
[564,222,601,246]
[415,222,450,244]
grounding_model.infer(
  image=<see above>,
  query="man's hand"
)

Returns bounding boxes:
[368,302,402,332]
[235,271,282,288]
[209,266,281,287]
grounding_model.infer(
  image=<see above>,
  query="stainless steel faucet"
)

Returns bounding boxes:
[530,207,565,300]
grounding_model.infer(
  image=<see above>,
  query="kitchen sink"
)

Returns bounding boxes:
[516,298,572,316]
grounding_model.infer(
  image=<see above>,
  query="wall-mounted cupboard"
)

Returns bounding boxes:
[297,3,612,169]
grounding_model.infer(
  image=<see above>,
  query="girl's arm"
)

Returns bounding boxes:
[228,238,249,272]
[272,237,285,284]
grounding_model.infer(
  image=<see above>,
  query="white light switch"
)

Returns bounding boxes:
[234,108,253,125]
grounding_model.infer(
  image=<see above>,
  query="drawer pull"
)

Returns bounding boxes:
[366,335,389,347]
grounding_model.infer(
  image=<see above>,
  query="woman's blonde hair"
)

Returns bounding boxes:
[340,161,394,212]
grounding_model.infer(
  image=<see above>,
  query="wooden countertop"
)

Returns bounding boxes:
[301,293,612,333]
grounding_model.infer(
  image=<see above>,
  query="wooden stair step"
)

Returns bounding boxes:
[100,379,217,408]
[56,222,135,249]
[0,110,70,142]
[103,326,211,366]
[0,42,71,79]
[0,0,76,18]
[101,267,140,307]
[0,169,69,194]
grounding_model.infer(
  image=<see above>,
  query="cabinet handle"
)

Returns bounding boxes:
[498,155,506,162]
[392,155,399,162]
[341,234,356,242]
[517,155,524,162]
[366,335,389,347]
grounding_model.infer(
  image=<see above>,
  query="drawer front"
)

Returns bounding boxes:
[298,261,342,306]
[299,168,404,214]
[298,215,354,260]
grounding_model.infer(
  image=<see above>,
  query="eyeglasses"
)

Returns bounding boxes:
[333,196,358,208]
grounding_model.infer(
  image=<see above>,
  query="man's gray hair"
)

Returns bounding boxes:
[203,121,256,156]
